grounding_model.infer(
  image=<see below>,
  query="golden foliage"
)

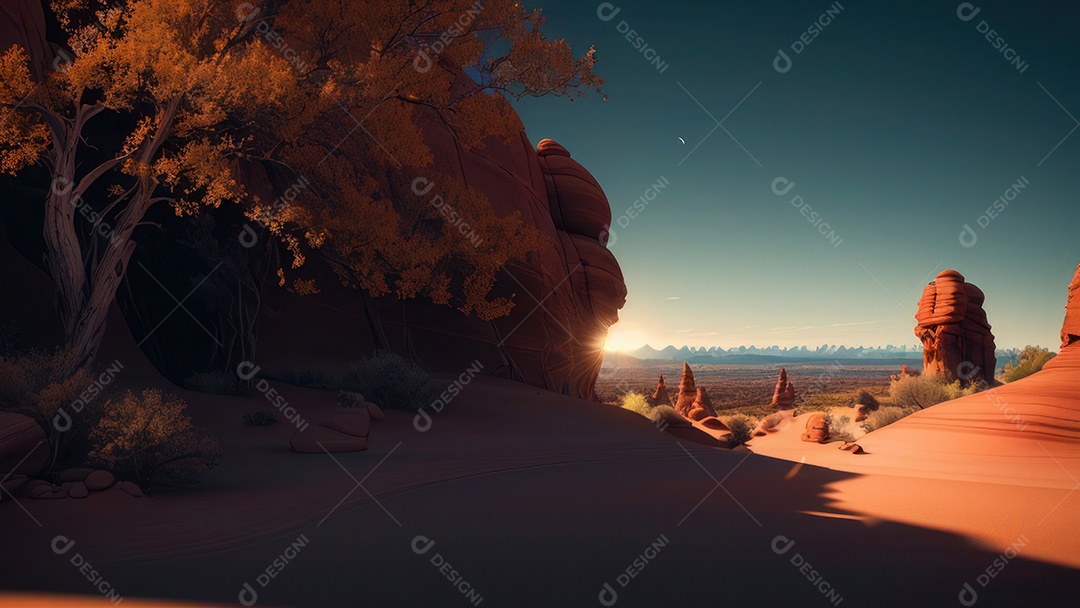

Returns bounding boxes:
[90,388,221,491]
[4,0,601,321]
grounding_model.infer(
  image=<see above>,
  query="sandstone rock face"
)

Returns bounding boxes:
[0,412,48,480]
[915,270,996,385]
[770,368,796,410]
[254,131,626,402]
[1062,263,1080,349]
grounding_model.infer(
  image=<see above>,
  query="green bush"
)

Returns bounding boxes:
[1001,345,1056,383]
[720,414,757,447]
[888,374,976,409]
[619,391,652,417]
[90,389,221,493]
[242,411,278,426]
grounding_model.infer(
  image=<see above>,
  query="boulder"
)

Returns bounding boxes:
[915,269,996,385]
[1062,263,1080,349]
[28,483,66,499]
[770,368,796,410]
[117,481,144,498]
[753,410,794,436]
[85,470,116,491]
[65,482,89,499]
[800,412,829,443]
[319,408,372,439]
[58,468,94,483]
[366,401,385,421]
[0,412,49,480]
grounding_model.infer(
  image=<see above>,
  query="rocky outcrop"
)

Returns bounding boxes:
[770,368,796,410]
[1062,264,1080,349]
[648,375,671,408]
[673,363,698,418]
[914,270,996,385]
[687,387,716,421]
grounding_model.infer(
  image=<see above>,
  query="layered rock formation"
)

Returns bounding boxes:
[1062,263,1080,349]
[770,368,796,410]
[914,270,996,385]
[0,412,48,496]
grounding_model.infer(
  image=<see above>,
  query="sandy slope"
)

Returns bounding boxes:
[2,308,1080,605]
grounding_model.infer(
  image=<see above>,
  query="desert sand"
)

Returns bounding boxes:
[3,312,1080,607]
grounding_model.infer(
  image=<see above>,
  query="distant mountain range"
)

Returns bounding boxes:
[604,344,1022,367]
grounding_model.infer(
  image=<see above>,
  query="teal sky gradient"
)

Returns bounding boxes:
[513,0,1079,351]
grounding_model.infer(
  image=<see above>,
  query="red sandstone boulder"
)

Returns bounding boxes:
[915,270,996,385]
[0,412,48,480]
[770,368,796,410]
[319,408,372,439]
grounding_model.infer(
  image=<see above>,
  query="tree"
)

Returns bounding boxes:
[0,0,601,373]
[1001,345,1056,383]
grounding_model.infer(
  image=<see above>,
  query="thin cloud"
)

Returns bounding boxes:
[666,296,681,300]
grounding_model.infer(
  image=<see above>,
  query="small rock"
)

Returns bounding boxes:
[66,482,89,499]
[85,470,116,491]
[57,467,94,482]
[28,483,66,499]
[117,481,144,498]
[366,401,385,420]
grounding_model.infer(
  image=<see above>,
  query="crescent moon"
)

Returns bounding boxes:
[678,137,686,144]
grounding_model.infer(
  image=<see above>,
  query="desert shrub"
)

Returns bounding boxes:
[275,354,439,411]
[619,391,652,417]
[0,350,117,472]
[1001,345,1056,383]
[864,406,910,432]
[242,411,278,426]
[824,409,865,443]
[854,390,880,411]
[648,405,685,428]
[888,374,975,409]
[90,389,221,493]
[184,371,243,395]
[721,414,757,447]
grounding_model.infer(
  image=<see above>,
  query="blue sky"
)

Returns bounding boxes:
[512,0,1080,350]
